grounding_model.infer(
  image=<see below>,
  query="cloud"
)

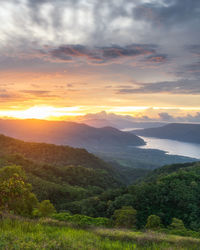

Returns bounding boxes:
[21,90,56,97]
[187,45,200,56]
[133,0,200,27]
[39,43,161,64]
[117,79,200,95]
[158,112,200,123]
[144,54,168,63]
[158,112,174,121]
[79,110,200,127]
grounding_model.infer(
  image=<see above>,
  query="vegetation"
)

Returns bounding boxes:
[34,200,56,218]
[1,217,200,249]
[145,215,162,230]
[0,166,38,216]
[52,212,111,228]
[1,134,200,248]
[113,206,137,228]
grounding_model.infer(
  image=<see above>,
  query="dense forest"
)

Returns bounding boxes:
[0,133,200,231]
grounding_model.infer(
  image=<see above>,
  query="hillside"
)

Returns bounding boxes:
[0,153,121,211]
[0,119,196,171]
[0,134,125,210]
[0,119,145,148]
[1,217,200,250]
[0,134,112,171]
[101,161,200,229]
[132,123,200,144]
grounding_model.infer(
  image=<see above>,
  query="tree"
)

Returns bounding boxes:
[145,215,162,230]
[170,218,186,230]
[37,200,56,217]
[113,206,137,228]
[0,165,38,216]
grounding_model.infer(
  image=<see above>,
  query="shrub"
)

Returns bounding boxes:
[170,218,186,230]
[36,200,56,217]
[52,212,111,227]
[145,215,162,230]
[113,206,137,228]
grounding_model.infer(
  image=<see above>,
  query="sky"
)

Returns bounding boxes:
[0,0,200,121]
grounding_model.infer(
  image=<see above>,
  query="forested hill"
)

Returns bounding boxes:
[100,161,200,230]
[132,123,200,144]
[0,134,112,171]
[0,119,145,148]
[0,134,151,185]
[0,134,123,211]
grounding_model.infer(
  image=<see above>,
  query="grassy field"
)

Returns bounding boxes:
[0,218,200,249]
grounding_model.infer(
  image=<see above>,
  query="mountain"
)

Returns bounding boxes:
[0,119,145,149]
[0,134,113,170]
[0,134,124,210]
[101,161,200,229]
[77,111,166,129]
[0,119,196,171]
[132,123,200,144]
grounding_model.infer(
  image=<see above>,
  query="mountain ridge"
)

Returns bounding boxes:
[132,123,200,144]
[0,118,145,148]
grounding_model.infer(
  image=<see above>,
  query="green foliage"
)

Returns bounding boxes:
[0,153,121,212]
[113,206,137,228]
[1,218,200,250]
[36,200,56,217]
[52,212,111,227]
[170,218,186,230]
[0,165,38,216]
[146,215,162,230]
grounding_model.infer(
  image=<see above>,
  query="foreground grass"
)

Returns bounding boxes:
[0,219,200,249]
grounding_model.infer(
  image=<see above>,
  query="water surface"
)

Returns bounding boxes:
[138,136,200,159]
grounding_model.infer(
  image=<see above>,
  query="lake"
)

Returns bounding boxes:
[138,136,200,159]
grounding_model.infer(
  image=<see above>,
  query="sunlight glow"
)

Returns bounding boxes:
[0,106,83,120]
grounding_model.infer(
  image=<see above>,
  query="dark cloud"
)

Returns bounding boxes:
[134,0,200,27]
[144,54,168,63]
[187,45,200,56]
[177,61,200,79]
[44,44,158,64]
[117,79,200,95]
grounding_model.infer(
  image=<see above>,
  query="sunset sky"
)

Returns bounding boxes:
[0,0,200,121]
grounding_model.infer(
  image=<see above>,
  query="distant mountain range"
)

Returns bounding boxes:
[0,119,145,149]
[0,119,196,171]
[132,123,200,144]
[77,111,166,129]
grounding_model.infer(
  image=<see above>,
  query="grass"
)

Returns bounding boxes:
[0,218,200,249]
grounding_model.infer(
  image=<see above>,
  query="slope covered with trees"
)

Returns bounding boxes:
[0,119,145,148]
[96,161,200,230]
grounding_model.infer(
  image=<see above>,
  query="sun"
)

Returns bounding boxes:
[0,106,83,120]
[15,106,55,119]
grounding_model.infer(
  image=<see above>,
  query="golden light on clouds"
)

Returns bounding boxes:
[0,106,83,120]
[0,105,200,121]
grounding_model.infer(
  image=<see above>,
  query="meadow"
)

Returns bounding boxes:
[0,217,200,250]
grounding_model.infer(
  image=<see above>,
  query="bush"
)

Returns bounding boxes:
[113,206,137,228]
[146,215,162,230]
[52,212,111,228]
[170,218,186,230]
[35,200,56,218]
